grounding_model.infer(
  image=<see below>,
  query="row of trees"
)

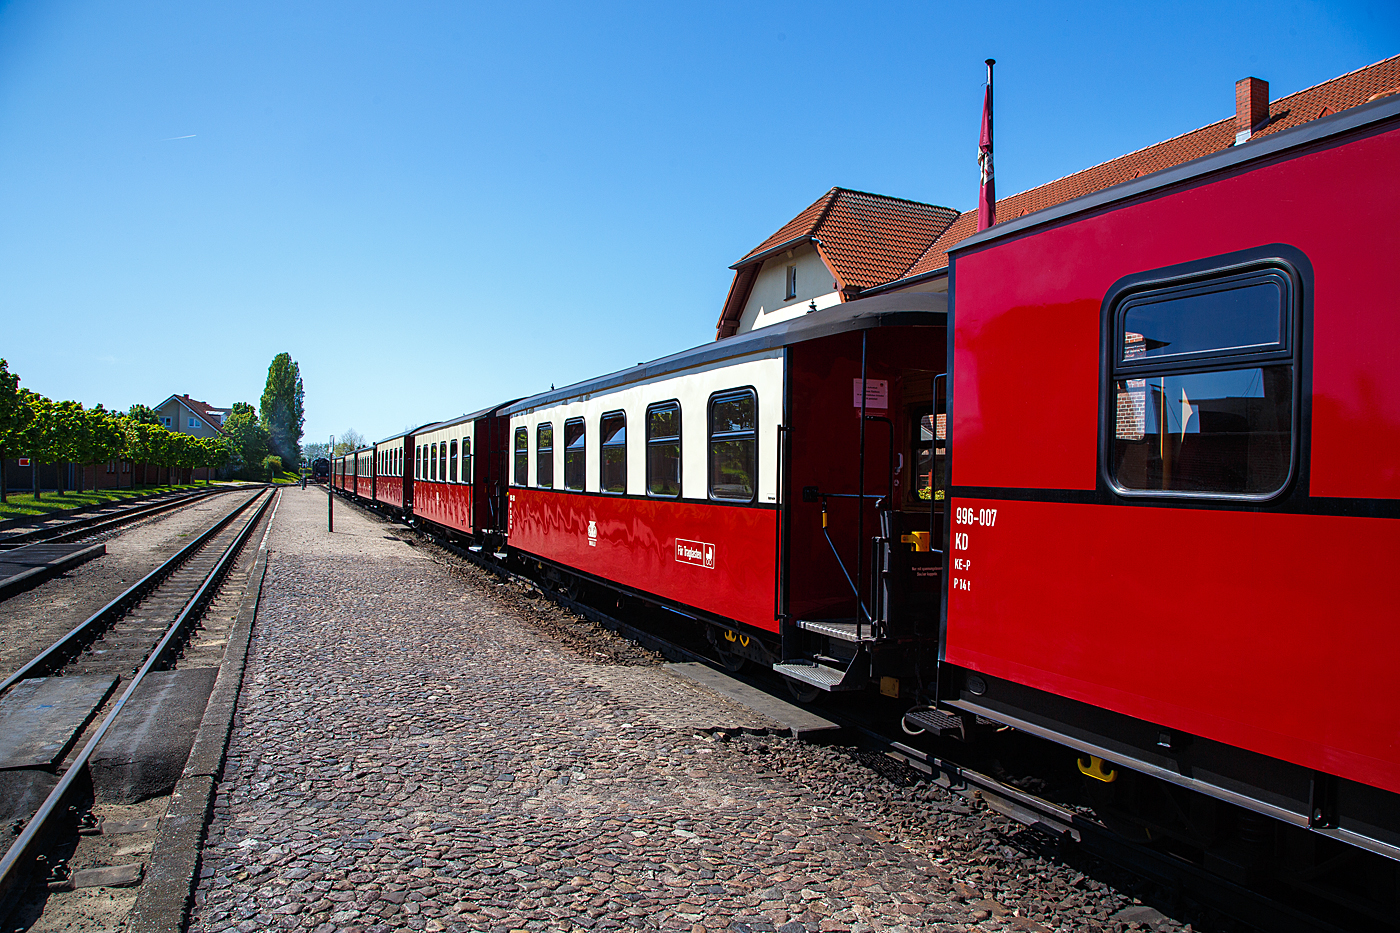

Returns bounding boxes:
[0,359,229,502]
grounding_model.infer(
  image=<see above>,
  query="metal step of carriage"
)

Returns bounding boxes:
[794,618,879,643]
[771,658,866,692]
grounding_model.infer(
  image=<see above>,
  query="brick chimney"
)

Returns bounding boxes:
[1235,76,1270,144]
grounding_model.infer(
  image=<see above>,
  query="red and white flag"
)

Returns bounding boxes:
[978,59,996,231]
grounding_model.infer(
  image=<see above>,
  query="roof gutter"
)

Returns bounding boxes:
[728,235,814,271]
[858,265,949,297]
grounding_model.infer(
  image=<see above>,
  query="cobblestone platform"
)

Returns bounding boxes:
[188,489,1155,933]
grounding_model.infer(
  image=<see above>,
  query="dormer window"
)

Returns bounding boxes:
[785,265,797,301]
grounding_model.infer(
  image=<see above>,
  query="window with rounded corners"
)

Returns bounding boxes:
[449,439,458,483]
[462,437,472,484]
[536,423,554,488]
[416,445,422,480]
[600,411,626,494]
[1106,259,1299,500]
[563,418,586,491]
[431,442,438,482]
[646,401,681,497]
[513,428,528,486]
[708,388,757,502]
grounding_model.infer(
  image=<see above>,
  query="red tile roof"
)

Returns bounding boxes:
[176,394,231,432]
[895,54,1400,281]
[716,188,958,337]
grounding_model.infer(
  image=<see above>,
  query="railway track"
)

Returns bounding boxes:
[0,484,253,550]
[344,493,1364,933]
[0,487,275,921]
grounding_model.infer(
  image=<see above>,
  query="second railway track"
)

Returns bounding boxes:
[0,486,276,922]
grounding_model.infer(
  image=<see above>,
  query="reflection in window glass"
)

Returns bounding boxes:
[462,438,471,484]
[537,423,554,488]
[564,419,586,491]
[600,412,626,493]
[1120,274,1285,363]
[449,439,458,483]
[647,403,681,497]
[1113,367,1291,494]
[431,442,439,482]
[709,390,756,501]
[513,429,528,486]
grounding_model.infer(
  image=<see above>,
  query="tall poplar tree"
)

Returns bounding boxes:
[260,353,305,465]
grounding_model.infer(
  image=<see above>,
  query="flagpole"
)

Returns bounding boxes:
[978,58,996,231]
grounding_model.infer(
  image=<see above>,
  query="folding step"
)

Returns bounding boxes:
[467,545,483,553]
[795,618,878,643]
[903,707,968,739]
[771,660,865,692]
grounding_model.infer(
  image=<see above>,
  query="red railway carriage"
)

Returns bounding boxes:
[371,425,435,513]
[407,404,515,542]
[506,293,948,696]
[939,96,1400,860]
[353,448,373,499]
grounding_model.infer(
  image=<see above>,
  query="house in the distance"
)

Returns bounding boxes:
[716,54,1400,339]
[153,394,231,439]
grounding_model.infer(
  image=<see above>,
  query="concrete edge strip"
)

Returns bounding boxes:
[664,661,840,739]
[0,543,107,603]
[126,490,278,933]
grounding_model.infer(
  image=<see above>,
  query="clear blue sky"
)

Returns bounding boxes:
[2,1,1395,449]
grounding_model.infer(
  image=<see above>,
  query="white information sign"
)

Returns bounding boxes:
[853,378,889,410]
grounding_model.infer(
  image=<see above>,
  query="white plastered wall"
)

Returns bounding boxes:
[509,349,784,504]
[734,241,841,335]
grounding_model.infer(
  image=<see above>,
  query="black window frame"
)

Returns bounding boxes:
[1100,252,1303,504]
[645,400,682,498]
[536,422,554,489]
[462,437,471,484]
[513,428,528,486]
[563,417,586,491]
[600,410,627,495]
[449,438,458,483]
[707,387,758,503]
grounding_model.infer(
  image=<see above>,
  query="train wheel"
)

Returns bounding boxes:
[784,677,821,704]
[714,644,746,673]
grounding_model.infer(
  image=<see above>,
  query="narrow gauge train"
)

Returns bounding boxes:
[334,94,1400,893]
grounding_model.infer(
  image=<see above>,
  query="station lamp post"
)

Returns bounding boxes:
[327,434,334,533]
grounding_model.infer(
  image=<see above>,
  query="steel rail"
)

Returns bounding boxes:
[0,488,266,697]
[0,488,275,919]
[0,485,249,549]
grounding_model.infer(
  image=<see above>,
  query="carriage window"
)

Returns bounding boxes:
[564,418,586,490]
[537,423,554,488]
[708,389,757,502]
[513,428,528,486]
[462,437,472,484]
[431,442,439,481]
[911,409,947,505]
[415,445,422,479]
[600,411,626,494]
[647,402,681,497]
[1109,265,1295,498]
[449,439,458,483]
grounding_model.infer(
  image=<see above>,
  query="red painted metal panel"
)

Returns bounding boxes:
[944,496,1400,794]
[508,488,779,634]
[376,475,404,510]
[415,481,474,535]
[953,126,1400,497]
[355,474,372,499]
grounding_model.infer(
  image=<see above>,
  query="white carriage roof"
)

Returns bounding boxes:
[503,290,945,417]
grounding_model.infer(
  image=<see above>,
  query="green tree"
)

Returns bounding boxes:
[126,404,159,425]
[18,391,59,500]
[223,402,270,479]
[260,353,305,465]
[50,400,87,492]
[78,406,127,491]
[0,359,32,503]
